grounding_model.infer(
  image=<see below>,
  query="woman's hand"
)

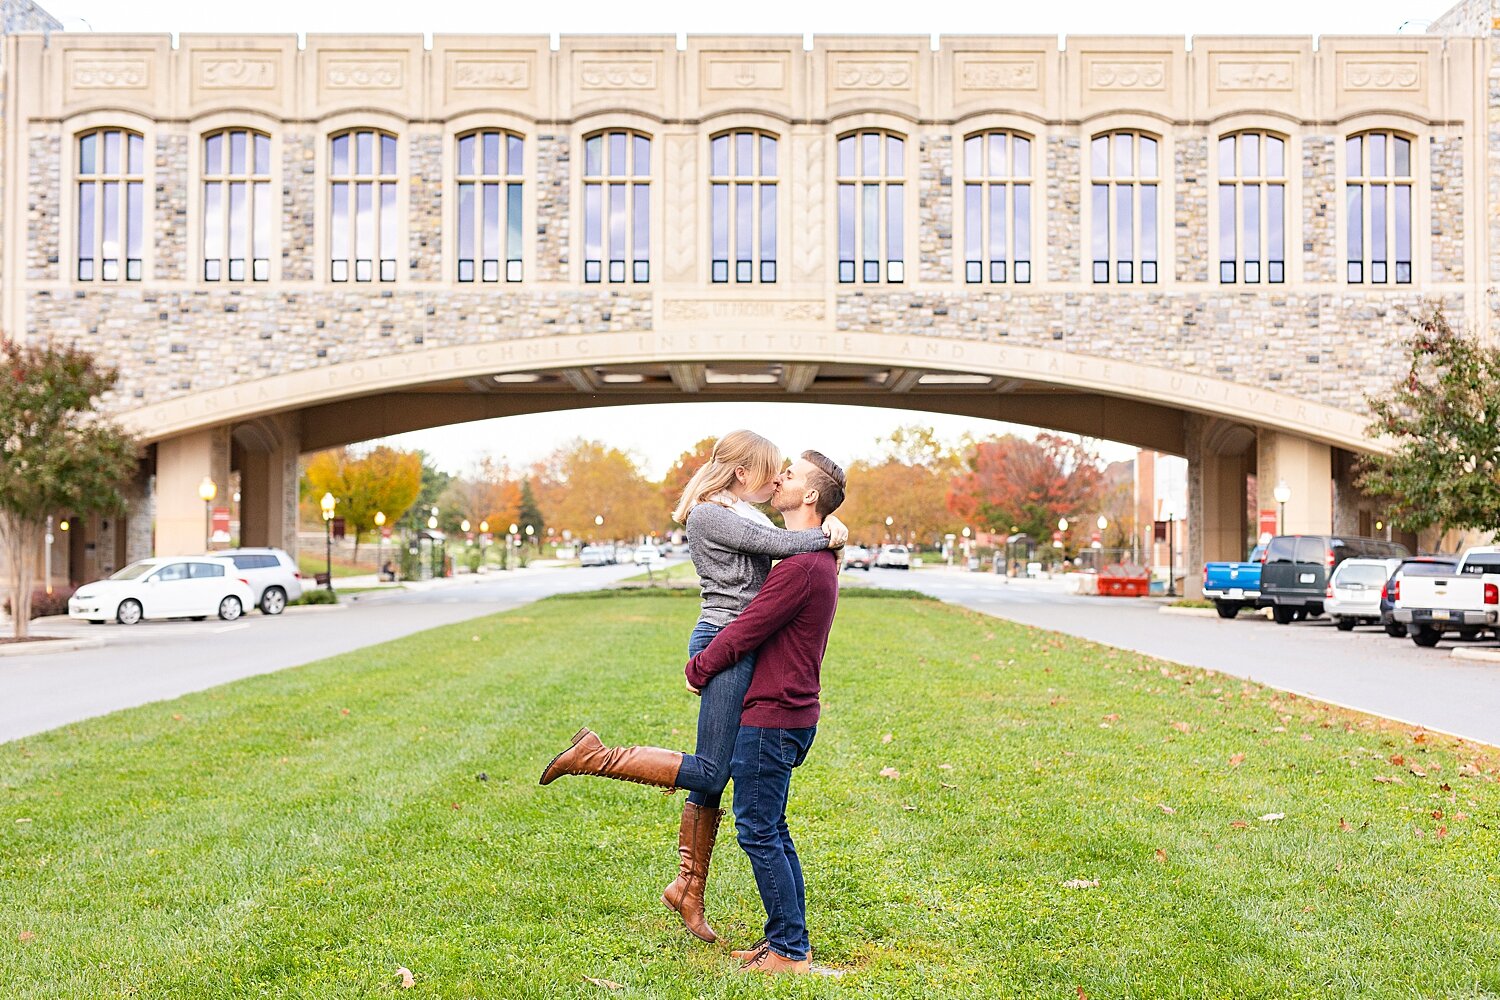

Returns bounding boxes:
[686,679,701,696]
[823,514,849,548]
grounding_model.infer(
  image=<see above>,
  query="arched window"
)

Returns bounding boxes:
[962,130,1032,284]
[329,129,398,282]
[202,129,272,282]
[582,129,651,283]
[710,130,777,284]
[1217,131,1286,284]
[456,130,524,283]
[1090,130,1159,284]
[1346,131,1413,284]
[76,128,144,282]
[837,130,905,283]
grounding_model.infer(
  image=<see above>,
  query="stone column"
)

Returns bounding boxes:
[233,413,301,556]
[1185,415,1255,599]
[153,427,231,556]
[1257,430,1333,536]
[123,463,156,565]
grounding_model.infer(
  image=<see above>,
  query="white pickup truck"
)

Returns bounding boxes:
[1392,545,1500,647]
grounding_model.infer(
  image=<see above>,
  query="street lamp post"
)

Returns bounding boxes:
[1273,480,1292,535]
[1166,508,1178,598]
[1096,514,1108,569]
[509,522,519,571]
[198,477,217,551]
[884,515,894,543]
[319,492,336,591]
[374,511,386,580]
[480,520,490,569]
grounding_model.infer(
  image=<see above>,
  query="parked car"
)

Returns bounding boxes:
[1261,534,1409,624]
[1392,546,1500,647]
[207,547,302,614]
[1325,557,1404,631]
[1202,544,1267,618]
[875,544,911,569]
[1379,556,1458,637]
[68,557,255,625]
[842,545,873,571]
[578,545,614,567]
[633,544,665,565]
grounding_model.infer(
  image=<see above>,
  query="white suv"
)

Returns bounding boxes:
[208,548,304,615]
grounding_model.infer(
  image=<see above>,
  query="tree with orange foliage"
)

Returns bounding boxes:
[529,439,659,542]
[946,433,1104,556]
[660,436,718,525]
[442,455,522,536]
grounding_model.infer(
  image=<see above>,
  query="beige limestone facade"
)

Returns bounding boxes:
[2,10,1496,593]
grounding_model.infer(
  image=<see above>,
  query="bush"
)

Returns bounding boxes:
[3,586,76,620]
[399,545,422,582]
[290,588,339,606]
[465,547,482,573]
[1169,598,1216,609]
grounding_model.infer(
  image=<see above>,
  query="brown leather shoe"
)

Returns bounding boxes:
[736,945,810,975]
[661,801,722,942]
[538,728,684,789]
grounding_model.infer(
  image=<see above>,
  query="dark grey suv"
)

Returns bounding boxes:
[1260,534,1409,625]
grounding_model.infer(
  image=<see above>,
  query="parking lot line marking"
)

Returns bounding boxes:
[214,623,251,634]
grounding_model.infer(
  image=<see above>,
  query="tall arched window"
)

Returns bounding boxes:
[456,130,524,283]
[837,130,905,283]
[582,129,651,283]
[963,130,1032,284]
[710,130,777,284]
[76,128,145,282]
[329,129,398,283]
[1090,130,1158,284]
[1218,131,1286,284]
[202,129,272,282]
[1346,131,1413,284]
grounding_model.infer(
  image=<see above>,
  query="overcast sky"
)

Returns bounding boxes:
[46,0,1443,475]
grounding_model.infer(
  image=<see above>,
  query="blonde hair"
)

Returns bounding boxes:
[671,430,782,524]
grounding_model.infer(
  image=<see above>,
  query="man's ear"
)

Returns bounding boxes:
[803,488,820,508]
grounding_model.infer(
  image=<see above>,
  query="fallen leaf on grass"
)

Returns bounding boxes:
[1411,729,1428,744]
[1458,763,1485,779]
[1410,767,1428,778]
[941,783,957,789]
[172,713,184,721]
[1339,817,1353,832]
[14,818,31,824]
[18,931,35,942]
[340,708,350,716]
[1077,988,1089,1000]
[1171,721,1193,734]
[1270,726,1287,733]
[1229,753,1245,768]
[882,733,893,744]
[903,805,917,812]
[1258,813,1285,823]
[1154,848,1168,864]
[1432,809,1444,821]
[1436,825,1449,838]
[938,763,953,770]
[1389,754,1406,766]
[1061,879,1099,890]
[1157,803,1177,815]
[395,967,415,989]
[476,772,488,782]
[1103,714,1120,723]
[879,767,901,780]
[1230,820,1249,829]
[1373,775,1404,785]
[583,976,625,991]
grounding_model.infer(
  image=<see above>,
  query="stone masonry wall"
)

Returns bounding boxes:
[1174,136,1208,282]
[534,135,569,282]
[281,131,315,282]
[26,133,58,281]
[30,287,653,403]
[1045,136,1080,282]
[153,132,187,281]
[834,289,1461,413]
[408,132,442,282]
[1301,136,1337,283]
[1430,136,1465,281]
[1430,0,1493,35]
[918,133,952,282]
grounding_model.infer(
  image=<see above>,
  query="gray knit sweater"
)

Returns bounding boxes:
[684,501,831,627]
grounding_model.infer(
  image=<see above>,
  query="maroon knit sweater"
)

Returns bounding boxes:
[684,550,839,728]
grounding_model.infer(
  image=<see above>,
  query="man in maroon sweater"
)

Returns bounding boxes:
[683,451,845,975]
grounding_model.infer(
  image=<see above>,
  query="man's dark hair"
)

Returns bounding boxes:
[801,450,846,519]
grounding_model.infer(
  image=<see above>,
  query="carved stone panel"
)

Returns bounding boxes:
[954,54,1041,94]
[701,53,789,93]
[319,53,405,93]
[792,135,825,283]
[576,57,658,90]
[65,53,150,96]
[449,57,531,92]
[1085,58,1167,91]
[195,53,279,91]
[663,135,697,282]
[829,55,917,95]
[1340,58,1423,91]
[1211,57,1295,92]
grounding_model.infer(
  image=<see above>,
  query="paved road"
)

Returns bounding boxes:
[853,566,1500,748]
[0,562,643,744]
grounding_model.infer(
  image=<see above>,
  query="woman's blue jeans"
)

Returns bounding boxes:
[673,619,756,810]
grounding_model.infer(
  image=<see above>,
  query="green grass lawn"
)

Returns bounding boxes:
[4,592,1500,998]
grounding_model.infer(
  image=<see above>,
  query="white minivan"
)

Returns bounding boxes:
[69,558,255,625]
[207,548,304,614]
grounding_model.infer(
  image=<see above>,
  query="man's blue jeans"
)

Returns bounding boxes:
[730,724,817,961]
[673,619,756,810]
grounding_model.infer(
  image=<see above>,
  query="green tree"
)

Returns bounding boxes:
[517,478,544,546]
[1359,307,1500,536]
[0,340,136,637]
[304,446,423,560]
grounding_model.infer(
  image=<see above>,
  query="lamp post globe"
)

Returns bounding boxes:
[319,492,336,592]
[461,518,471,534]
[1058,517,1068,532]
[1273,480,1292,534]
[374,511,386,578]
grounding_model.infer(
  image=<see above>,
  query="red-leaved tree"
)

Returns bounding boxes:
[946,433,1104,554]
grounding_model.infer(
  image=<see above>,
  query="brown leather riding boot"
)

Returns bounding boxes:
[661,801,723,942]
[538,728,684,789]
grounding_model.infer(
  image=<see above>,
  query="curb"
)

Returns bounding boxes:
[0,636,106,657]
[1158,606,1219,618]
[283,603,348,614]
[1451,647,1500,664]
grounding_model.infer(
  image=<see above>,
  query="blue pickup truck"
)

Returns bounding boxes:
[1202,545,1266,619]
